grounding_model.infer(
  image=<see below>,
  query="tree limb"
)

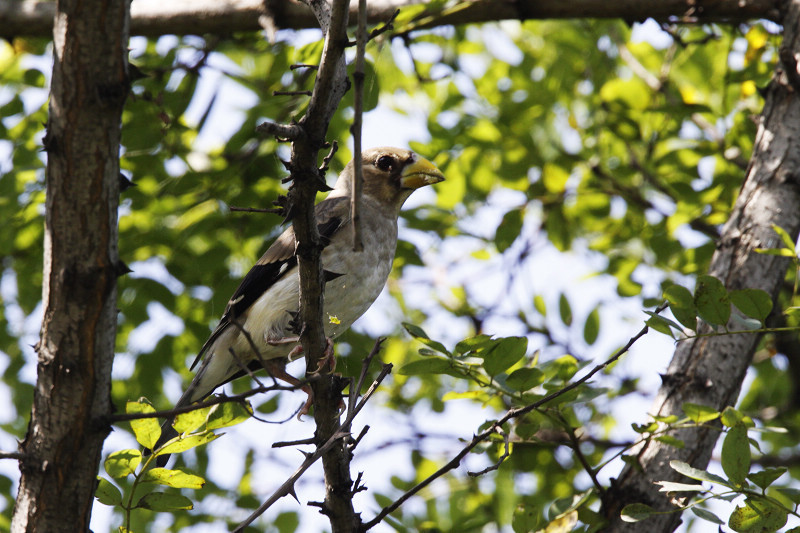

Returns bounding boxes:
[0,0,781,40]
[11,0,129,529]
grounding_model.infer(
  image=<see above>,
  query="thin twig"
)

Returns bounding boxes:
[558,412,606,499]
[229,206,284,214]
[350,425,370,452]
[348,338,385,419]
[349,0,367,251]
[360,304,667,531]
[0,451,24,460]
[467,426,509,477]
[107,383,297,423]
[273,90,313,96]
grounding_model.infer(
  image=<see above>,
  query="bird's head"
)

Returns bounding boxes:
[334,147,445,212]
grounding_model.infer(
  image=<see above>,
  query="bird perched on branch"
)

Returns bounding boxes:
[153,147,444,464]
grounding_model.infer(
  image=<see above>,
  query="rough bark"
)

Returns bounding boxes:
[604,1,800,531]
[0,0,782,40]
[286,0,358,531]
[10,0,129,530]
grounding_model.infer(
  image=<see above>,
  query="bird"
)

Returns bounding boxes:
[151,147,444,464]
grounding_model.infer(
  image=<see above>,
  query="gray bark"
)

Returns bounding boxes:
[11,0,130,530]
[605,1,800,530]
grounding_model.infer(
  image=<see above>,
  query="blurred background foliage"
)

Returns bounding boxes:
[1,12,796,532]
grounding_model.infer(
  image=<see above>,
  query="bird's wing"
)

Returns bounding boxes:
[189,196,350,370]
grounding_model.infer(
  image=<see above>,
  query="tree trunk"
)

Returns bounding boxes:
[604,1,800,531]
[11,0,130,530]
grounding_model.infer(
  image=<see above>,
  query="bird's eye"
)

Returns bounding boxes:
[376,155,395,171]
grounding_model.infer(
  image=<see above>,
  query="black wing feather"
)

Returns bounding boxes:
[190,198,348,370]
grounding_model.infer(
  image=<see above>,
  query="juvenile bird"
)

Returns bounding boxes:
[153,147,444,463]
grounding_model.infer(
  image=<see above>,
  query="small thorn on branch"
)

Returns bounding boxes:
[349,425,369,452]
[319,140,339,173]
[351,471,368,495]
[273,437,316,448]
[467,426,510,477]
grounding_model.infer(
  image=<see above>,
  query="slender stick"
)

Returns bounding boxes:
[350,0,367,251]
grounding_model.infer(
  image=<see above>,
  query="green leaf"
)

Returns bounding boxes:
[542,163,569,193]
[620,503,656,523]
[482,336,527,376]
[747,468,786,491]
[656,481,704,492]
[728,498,787,532]
[206,400,253,431]
[645,313,677,337]
[136,491,194,511]
[399,357,454,376]
[694,275,730,326]
[691,506,725,525]
[669,460,729,486]
[664,284,697,330]
[495,208,523,252]
[156,432,219,456]
[140,467,205,489]
[558,294,572,326]
[755,247,797,257]
[729,289,773,321]
[721,406,745,427]
[126,400,161,450]
[403,322,450,355]
[534,295,547,316]
[173,406,212,434]
[454,334,494,356]
[104,449,142,479]
[505,367,544,391]
[683,402,720,423]
[772,224,797,256]
[402,322,430,340]
[583,307,600,345]
[95,477,122,506]
[654,435,684,448]
[776,487,800,504]
[721,424,750,486]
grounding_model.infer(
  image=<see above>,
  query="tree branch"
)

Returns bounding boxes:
[11,0,129,529]
[0,0,780,40]
[279,0,357,531]
[349,0,367,252]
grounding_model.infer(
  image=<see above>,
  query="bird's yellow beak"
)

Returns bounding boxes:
[399,157,445,189]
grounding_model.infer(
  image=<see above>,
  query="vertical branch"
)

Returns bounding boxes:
[12,0,130,530]
[285,0,358,531]
[350,0,368,251]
